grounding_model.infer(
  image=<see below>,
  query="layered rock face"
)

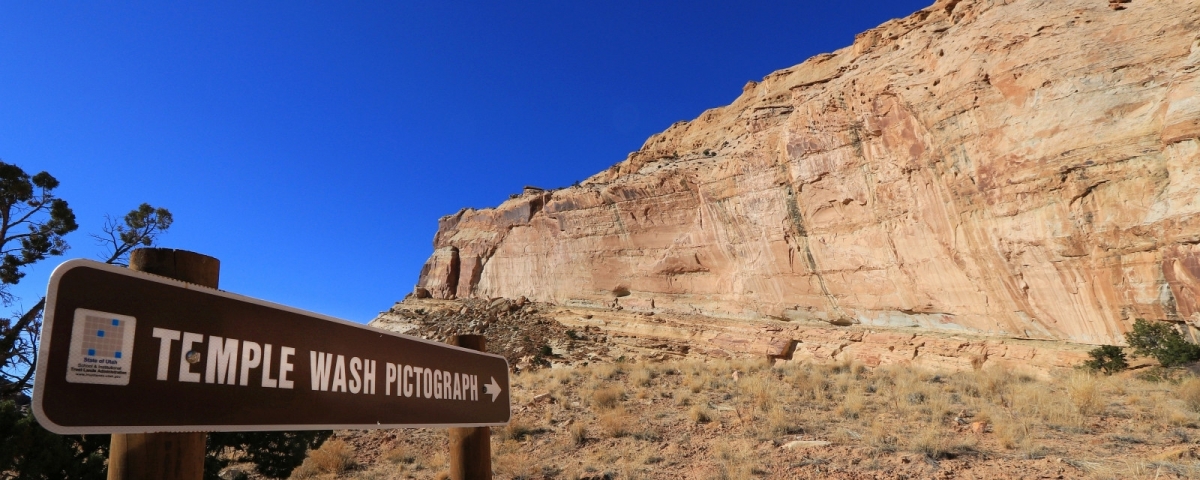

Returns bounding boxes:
[417,0,1200,345]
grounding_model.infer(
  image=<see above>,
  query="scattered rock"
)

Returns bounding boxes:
[781,440,832,449]
[218,468,248,480]
[1152,446,1199,461]
[488,297,509,310]
[368,298,611,372]
[412,287,431,299]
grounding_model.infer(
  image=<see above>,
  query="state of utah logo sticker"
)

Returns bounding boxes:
[65,308,136,385]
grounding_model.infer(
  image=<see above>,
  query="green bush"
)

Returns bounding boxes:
[1125,319,1200,368]
[0,400,108,480]
[1082,345,1128,374]
[205,430,331,479]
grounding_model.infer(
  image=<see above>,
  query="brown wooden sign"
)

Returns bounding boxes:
[33,259,511,434]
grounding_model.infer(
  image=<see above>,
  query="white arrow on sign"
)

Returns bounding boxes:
[484,377,502,402]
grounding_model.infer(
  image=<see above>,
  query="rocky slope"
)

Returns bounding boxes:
[416,0,1200,345]
[373,298,1091,378]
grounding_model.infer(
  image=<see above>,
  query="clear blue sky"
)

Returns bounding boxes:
[1,1,930,323]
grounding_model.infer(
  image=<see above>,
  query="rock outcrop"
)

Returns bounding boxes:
[372,298,1092,378]
[417,0,1200,345]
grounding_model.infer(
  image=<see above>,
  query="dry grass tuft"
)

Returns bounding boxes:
[381,445,415,465]
[290,439,356,479]
[591,386,622,410]
[767,405,802,435]
[1177,377,1200,412]
[570,422,588,445]
[711,440,757,480]
[499,418,537,441]
[591,362,623,380]
[866,418,897,453]
[630,365,656,387]
[599,408,632,437]
[1067,371,1104,417]
[492,439,539,479]
[690,404,714,424]
[837,387,866,419]
[991,410,1032,451]
[909,423,974,460]
[741,375,774,413]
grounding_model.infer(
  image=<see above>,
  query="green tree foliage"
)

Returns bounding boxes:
[92,203,173,266]
[0,163,77,304]
[0,162,76,399]
[0,401,107,480]
[1082,345,1128,374]
[1125,319,1200,368]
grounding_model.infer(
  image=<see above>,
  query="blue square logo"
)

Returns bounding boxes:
[112,319,120,326]
[87,349,95,356]
[97,330,105,337]
[114,351,122,359]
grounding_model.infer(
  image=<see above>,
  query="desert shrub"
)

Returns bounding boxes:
[570,422,588,445]
[598,409,631,437]
[767,406,802,435]
[909,424,948,459]
[591,363,623,380]
[1082,345,1128,374]
[0,401,108,480]
[741,376,774,413]
[591,386,622,410]
[381,445,415,465]
[208,430,331,479]
[1067,372,1104,416]
[866,420,897,453]
[290,439,355,479]
[836,389,865,419]
[1126,319,1200,368]
[500,419,537,441]
[630,366,655,388]
[310,439,354,473]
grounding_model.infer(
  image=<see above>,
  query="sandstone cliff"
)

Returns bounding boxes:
[416,0,1200,345]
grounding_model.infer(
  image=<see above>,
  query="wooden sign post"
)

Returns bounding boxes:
[109,248,217,480]
[449,334,491,480]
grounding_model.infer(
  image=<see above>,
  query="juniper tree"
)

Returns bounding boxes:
[1125,319,1200,368]
[0,162,77,399]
